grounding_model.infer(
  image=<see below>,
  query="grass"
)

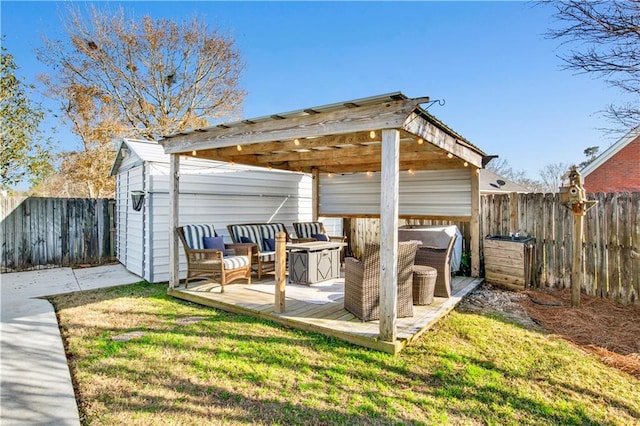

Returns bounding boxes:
[49,281,640,425]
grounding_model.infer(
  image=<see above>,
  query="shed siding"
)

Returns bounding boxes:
[115,165,145,277]
[146,168,312,283]
[320,169,471,217]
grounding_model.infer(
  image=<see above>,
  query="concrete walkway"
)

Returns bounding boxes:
[1,264,142,425]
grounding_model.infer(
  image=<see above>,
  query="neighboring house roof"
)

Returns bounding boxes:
[581,126,640,177]
[479,169,530,193]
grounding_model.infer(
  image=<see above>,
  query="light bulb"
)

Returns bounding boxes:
[192,150,197,156]
[327,172,333,178]
[408,168,414,174]
[230,161,235,166]
[367,171,373,177]
[237,145,242,151]
[447,153,453,159]
[417,138,423,145]
[294,138,300,146]
[369,131,376,139]
[464,161,469,167]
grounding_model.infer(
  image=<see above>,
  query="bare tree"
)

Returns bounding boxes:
[538,162,571,193]
[546,0,640,129]
[35,5,245,197]
[485,158,539,190]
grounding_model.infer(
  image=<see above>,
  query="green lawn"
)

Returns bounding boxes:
[49,282,639,425]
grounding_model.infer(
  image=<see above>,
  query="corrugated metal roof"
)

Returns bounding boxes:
[162,92,410,139]
[479,169,531,193]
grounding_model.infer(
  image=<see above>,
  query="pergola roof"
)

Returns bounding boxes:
[159,92,490,174]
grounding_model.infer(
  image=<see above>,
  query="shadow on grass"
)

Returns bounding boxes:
[51,281,638,425]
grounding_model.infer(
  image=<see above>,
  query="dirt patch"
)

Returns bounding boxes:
[458,283,640,379]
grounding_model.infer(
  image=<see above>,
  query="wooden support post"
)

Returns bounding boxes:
[274,231,287,313]
[572,204,585,307]
[312,168,319,221]
[509,191,518,233]
[379,129,400,343]
[470,167,481,277]
[169,154,180,289]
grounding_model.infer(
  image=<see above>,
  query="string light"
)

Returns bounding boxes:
[369,130,376,139]
[464,161,469,167]
[367,171,373,177]
[192,150,197,156]
[447,153,453,159]
[408,169,415,174]
[417,138,423,145]
[327,172,333,178]
[294,138,300,146]
[230,161,235,166]
[268,164,273,171]
[236,145,242,151]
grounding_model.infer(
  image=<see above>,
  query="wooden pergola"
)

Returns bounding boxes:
[159,92,490,344]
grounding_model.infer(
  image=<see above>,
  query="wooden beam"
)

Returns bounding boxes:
[169,154,180,289]
[212,131,387,157]
[246,145,447,166]
[379,129,400,343]
[312,168,319,221]
[160,98,426,154]
[282,159,465,174]
[402,112,484,168]
[275,231,287,313]
[470,167,480,277]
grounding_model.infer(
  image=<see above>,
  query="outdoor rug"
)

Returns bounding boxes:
[248,279,344,305]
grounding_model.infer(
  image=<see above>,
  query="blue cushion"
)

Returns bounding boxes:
[183,224,215,249]
[263,238,275,251]
[311,233,329,241]
[240,236,254,244]
[203,236,225,251]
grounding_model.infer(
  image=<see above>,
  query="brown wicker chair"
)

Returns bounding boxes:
[414,234,457,297]
[344,241,418,322]
[177,225,252,291]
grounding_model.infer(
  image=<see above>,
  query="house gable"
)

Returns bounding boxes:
[583,132,640,193]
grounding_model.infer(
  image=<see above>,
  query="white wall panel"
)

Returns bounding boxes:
[320,169,471,217]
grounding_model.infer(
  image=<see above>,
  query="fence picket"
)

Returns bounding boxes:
[348,191,639,305]
[0,197,114,272]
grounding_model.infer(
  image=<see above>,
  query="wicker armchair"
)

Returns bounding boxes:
[344,241,418,322]
[414,234,457,297]
[177,225,252,291]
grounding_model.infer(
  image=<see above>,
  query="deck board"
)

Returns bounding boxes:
[168,275,483,354]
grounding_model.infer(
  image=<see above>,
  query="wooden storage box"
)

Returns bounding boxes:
[484,236,535,291]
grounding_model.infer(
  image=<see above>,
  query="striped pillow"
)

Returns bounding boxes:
[223,255,250,270]
[296,222,323,238]
[260,224,287,251]
[182,225,216,250]
[232,225,263,250]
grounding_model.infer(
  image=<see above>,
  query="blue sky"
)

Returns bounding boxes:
[1,1,630,180]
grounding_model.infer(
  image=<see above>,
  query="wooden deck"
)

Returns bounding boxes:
[168,275,483,354]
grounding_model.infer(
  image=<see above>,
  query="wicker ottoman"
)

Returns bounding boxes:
[412,265,437,305]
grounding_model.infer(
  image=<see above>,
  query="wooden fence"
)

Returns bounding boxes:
[346,192,640,305]
[1,197,115,272]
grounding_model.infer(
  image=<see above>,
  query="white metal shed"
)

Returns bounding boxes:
[110,138,322,283]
